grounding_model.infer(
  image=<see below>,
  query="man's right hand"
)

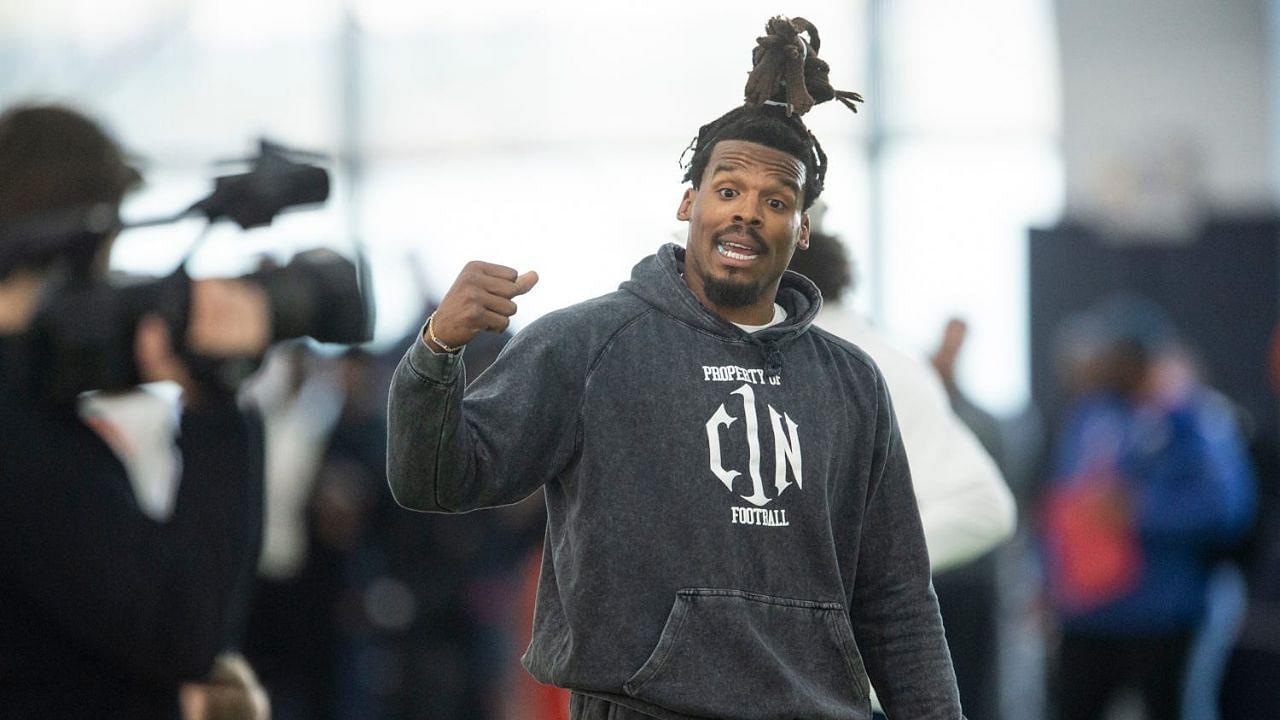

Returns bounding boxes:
[426,261,539,352]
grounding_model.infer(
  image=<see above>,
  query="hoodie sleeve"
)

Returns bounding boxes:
[851,369,965,720]
[387,313,587,513]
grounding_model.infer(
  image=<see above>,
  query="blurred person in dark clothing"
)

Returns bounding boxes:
[241,343,346,720]
[930,317,1017,720]
[1043,297,1255,720]
[1218,323,1280,720]
[241,272,536,720]
[350,325,545,717]
[0,104,270,719]
[354,257,538,719]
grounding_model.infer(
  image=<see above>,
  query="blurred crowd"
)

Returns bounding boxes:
[237,301,543,720]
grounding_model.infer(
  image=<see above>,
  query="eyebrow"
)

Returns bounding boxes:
[710,162,743,178]
[709,163,802,199]
[770,175,802,199]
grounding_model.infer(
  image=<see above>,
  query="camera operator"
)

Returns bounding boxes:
[0,104,272,718]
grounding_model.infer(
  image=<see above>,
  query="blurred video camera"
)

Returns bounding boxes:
[0,140,371,403]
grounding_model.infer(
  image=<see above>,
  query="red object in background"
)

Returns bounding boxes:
[1041,470,1143,613]
[509,548,570,720]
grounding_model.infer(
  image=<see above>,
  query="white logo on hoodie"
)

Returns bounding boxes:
[705,383,802,507]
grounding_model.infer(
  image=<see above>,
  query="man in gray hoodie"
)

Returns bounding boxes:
[387,17,964,720]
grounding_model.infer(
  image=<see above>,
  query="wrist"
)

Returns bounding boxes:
[424,312,462,354]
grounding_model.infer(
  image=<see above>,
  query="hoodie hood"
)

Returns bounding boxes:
[619,243,823,377]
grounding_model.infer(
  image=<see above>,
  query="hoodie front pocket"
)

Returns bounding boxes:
[623,588,870,720]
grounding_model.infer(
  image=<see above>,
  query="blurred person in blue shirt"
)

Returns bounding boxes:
[1043,296,1255,720]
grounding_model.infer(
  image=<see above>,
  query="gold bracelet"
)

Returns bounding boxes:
[426,311,461,353]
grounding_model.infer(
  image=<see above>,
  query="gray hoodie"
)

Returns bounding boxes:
[387,244,963,720]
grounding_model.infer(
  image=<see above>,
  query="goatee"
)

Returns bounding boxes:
[700,271,767,308]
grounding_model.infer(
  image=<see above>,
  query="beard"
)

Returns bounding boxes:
[700,271,769,308]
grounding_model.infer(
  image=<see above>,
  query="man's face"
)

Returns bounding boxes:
[677,139,810,324]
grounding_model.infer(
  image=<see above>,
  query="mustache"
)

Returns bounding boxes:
[712,224,765,248]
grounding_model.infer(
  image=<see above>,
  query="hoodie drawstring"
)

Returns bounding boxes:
[763,344,784,380]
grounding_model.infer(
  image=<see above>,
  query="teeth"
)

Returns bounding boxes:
[717,242,757,261]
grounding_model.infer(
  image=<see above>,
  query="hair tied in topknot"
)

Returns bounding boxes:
[743,15,864,117]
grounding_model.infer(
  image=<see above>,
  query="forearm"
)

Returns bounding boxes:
[386,336,468,512]
[387,309,588,513]
[921,502,1015,572]
[918,448,1017,571]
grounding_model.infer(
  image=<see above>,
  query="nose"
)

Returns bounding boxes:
[732,201,765,227]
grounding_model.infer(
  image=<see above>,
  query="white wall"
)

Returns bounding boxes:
[1056,0,1274,236]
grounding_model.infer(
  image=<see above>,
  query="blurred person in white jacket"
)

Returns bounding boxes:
[788,213,1016,718]
[788,217,1015,569]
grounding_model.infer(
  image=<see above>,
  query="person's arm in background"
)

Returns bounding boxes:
[0,281,269,683]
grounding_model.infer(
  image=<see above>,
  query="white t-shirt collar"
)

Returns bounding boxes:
[731,303,788,333]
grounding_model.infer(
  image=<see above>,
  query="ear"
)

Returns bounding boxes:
[676,188,695,221]
[796,212,811,250]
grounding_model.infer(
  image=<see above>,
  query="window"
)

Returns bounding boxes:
[874,0,1061,413]
[3,0,1060,412]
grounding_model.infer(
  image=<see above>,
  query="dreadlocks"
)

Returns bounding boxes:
[681,16,863,210]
